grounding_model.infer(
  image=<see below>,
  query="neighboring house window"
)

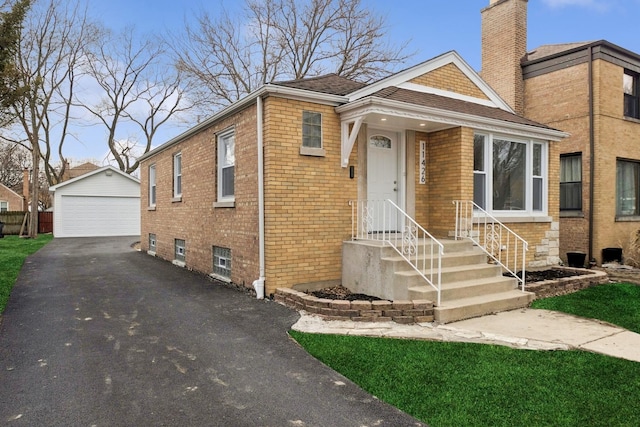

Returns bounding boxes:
[149,233,157,253]
[149,164,156,206]
[0,201,7,212]
[175,239,186,263]
[473,133,547,214]
[624,70,640,119]
[560,154,582,211]
[302,111,322,148]
[616,159,640,217]
[213,246,231,279]
[217,129,235,201]
[173,153,182,198]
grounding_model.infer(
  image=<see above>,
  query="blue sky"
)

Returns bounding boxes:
[71,0,640,163]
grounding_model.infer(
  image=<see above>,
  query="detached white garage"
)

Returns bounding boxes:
[49,166,140,238]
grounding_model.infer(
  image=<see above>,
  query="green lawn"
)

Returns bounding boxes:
[531,283,640,333]
[0,234,53,313]
[291,283,640,426]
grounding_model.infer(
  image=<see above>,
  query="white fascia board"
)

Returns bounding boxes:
[49,166,139,192]
[347,51,514,113]
[397,82,499,108]
[338,97,568,142]
[139,85,347,162]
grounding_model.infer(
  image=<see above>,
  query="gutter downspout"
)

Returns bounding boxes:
[588,45,595,265]
[253,95,266,299]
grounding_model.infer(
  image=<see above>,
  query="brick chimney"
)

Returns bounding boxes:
[22,168,29,211]
[481,0,528,115]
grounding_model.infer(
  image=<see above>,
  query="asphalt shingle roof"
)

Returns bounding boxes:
[371,87,552,129]
[271,73,366,96]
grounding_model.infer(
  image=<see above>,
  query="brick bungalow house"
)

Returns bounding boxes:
[139,45,567,321]
[482,0,640,266]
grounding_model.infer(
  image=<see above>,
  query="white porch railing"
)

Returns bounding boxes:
[453,200,528,291]
[350,199,444,305]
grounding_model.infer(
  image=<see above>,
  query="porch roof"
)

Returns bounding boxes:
[337,87,568,167]
[371,86,551,129]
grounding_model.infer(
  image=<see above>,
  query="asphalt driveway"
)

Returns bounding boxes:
[0,237,424,426]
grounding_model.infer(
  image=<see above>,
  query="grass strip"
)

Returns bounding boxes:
[0,234,53,313]
[531,283,640,333]
[290,331,640,427]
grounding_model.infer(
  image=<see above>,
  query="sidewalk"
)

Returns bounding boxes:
[292,308,640,363]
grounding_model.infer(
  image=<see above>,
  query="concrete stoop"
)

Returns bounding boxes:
[343,237,533,323]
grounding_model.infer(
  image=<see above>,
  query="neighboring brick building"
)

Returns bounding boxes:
[0,182,24,212]
[139,50,565,298]
[482,0,640,265]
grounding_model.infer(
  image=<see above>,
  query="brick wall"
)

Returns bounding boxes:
[481,0,528,115]
[140,103,261,289]
[262,96,357,295]
[410,63,489,100]
[0,185,24,211]
[525,56,640,264]
[591,60,640,262]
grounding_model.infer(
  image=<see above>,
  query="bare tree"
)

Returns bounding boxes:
[1,0,96,237]
[0,139,29,190]
[172,0,412,113]
[80,27,195,174]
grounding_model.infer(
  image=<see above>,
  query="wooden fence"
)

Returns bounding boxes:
[0,211,53,235]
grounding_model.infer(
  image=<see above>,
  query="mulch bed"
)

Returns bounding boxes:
[308,286,382,302]
[512,268,594,283]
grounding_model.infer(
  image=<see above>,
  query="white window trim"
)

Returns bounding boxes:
[474,132,548,218]
[0,200,8,212]
[173,153,182,199]
[149,164,156,207]
[217,128,235,203]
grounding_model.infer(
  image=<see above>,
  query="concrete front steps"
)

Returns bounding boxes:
[342,237,534,324]
[390,239,535,323]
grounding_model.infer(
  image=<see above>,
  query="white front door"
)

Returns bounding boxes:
[367,129,400,232]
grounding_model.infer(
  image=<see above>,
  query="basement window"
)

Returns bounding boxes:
[148,233,157,254]
[174,239,186,265]
[213,246,231,281]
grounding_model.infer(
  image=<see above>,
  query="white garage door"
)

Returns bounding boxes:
[59,195,140,237]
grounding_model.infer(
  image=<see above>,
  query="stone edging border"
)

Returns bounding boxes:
[275,288,434,324]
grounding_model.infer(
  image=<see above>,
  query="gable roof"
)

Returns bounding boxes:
[0,182,23,199]
[347,51,514,112]
[50,165,139,192]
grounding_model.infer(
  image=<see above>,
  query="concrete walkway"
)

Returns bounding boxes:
[292,308,640,363]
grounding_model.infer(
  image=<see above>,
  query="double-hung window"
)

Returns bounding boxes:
[300,111,325,156]
[149,164,156,207]
[473,133,547,215]
[173,153,182,198]
[217,129,235,202]
[560,154,582,211]
[616,159,640,217]
[302,111,322,148]
[0,201,7,212]
[624,70,640,119]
